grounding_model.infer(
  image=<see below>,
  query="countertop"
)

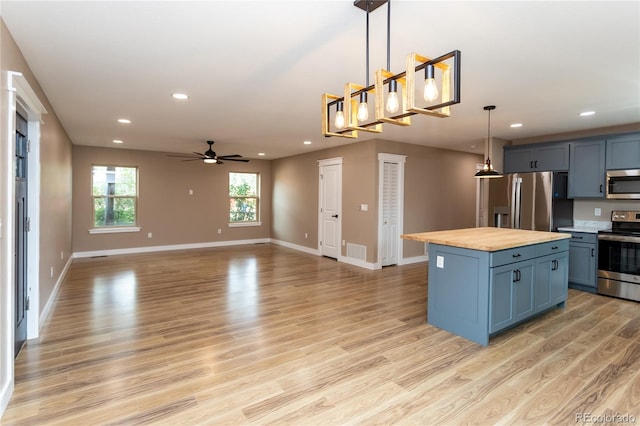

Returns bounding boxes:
[557,221,611,234]
[557,226,602,234]
[401,227,571,252]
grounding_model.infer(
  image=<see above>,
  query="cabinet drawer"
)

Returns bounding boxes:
[535,240,569,257]
[569,232,597,245]
[490,245,537,267]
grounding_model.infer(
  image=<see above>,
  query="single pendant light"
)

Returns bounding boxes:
[475,105,503,179]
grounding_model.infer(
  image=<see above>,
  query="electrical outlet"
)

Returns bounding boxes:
[342,240,346,246]
[595,208,602,217]
[305,233,308,239]
[218,228,222,234]
[189,189,193,195]
[148,232,153,238]
[50,266,53,278]
[60,251,63,260]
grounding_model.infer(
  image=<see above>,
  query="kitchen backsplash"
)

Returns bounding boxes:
[573,199,640,221]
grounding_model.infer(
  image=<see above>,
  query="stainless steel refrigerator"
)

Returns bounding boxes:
[489,171,573,231]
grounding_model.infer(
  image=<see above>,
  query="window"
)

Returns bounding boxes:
[91,165,138,228]
[229,172,259,224]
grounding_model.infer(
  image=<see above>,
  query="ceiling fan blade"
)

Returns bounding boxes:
[215,160,224,165]
[219,157,249,162]
[180,158,202,162]
[168,154,201,159]
[218,154,242,158]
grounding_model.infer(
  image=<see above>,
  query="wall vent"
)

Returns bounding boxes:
[346,243,367,261]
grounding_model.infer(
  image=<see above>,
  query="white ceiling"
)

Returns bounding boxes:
[1,1,639,160]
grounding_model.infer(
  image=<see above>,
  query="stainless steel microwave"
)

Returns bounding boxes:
[606,169,640,199]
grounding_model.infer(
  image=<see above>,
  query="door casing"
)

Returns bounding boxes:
[318,158,343,259]
[377,153,406,268]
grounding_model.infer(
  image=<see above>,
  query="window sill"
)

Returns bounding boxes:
[228,222,262,228]
[89,226,141,234]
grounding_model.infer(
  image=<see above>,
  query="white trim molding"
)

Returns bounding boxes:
[270,239,320,256]
[228,222,262,228]
[317,157,343,260]
[73,238,272,259]
[1,71,48,415]
[89,226,141,234]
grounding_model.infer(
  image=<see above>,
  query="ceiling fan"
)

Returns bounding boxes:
[167,140,249,164]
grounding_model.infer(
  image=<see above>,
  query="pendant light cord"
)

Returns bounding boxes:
[386,0,391,71]
[365,1,370,87]
[487,108,491,142]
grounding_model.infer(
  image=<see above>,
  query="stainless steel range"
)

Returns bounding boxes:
[598,210,640,302]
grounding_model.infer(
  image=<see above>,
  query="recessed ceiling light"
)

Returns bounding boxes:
[303,140,312,145]
[117,118,131,124]
[510,123,523,128]
[113,139,123,144]
[580,111,596,117]
[258,152,266,156]
[172,93,189,100]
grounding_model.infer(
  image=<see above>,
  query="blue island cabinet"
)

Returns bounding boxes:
[427,240,569,346]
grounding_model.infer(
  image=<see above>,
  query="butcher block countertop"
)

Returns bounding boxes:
[401,227,571,252]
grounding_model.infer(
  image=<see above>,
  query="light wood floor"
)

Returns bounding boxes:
[3,243,640,425]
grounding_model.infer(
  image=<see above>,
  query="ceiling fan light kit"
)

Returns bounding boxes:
[167,140,249,165]
[322,0,461,139]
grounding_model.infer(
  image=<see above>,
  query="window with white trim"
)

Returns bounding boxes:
[91,165,138,228]
[229,172,259,224]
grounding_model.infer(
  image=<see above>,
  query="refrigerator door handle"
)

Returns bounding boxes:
[512,177,522,229]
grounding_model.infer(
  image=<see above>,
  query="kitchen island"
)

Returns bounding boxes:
[402,227,571,346]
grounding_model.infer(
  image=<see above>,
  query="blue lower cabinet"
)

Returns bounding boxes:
[490,260,535,333]
[535,252,569,311]
[428,240,569,346]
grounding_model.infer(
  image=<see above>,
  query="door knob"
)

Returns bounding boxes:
[331,214,339,218]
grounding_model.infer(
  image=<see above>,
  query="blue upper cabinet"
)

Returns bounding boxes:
[606,133,640,170]
[504,142,570,173]
[568,140,606,198]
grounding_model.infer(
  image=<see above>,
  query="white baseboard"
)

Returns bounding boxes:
[72,238,271,259]
[339,255,377,270]
[39,255,73,332]
[0,379,13,421]
[399,255,428,265]
[270,239,320,256]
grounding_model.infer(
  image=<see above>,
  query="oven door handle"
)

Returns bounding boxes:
[598,234,640,243]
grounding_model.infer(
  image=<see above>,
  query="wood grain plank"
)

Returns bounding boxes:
[2,244,638,425]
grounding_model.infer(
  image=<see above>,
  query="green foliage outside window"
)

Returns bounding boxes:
[229,172,258,222]
[92,166,137,227]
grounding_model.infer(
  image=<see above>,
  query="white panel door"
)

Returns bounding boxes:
[320,163,341,258]
[381,162,399,266]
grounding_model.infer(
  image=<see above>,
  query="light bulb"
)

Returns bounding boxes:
[357,92,368,122]
[386,80,399,113]
[334,101,345,129]
[423,64,439,102]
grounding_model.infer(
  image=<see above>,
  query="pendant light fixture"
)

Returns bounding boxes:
[321,0,461,138]
[475,105,503,179]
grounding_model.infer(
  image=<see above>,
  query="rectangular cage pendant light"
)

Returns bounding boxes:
[321,0,461,139]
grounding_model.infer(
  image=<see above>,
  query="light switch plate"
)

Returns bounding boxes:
[436,255,444,268]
